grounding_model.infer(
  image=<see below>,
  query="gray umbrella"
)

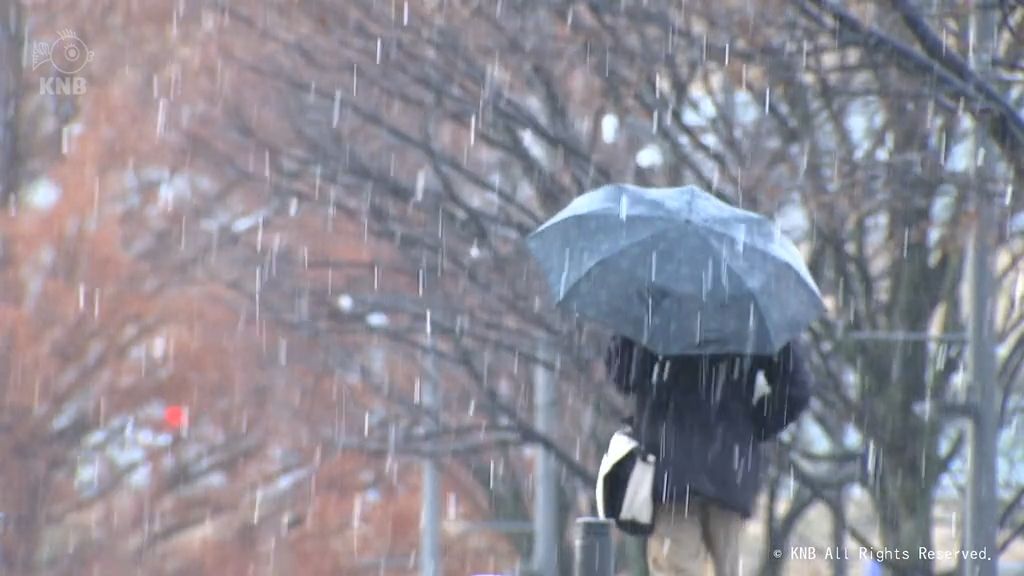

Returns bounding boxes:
[526,184,825,355]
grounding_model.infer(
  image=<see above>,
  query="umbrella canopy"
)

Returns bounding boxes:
[526,184,825,355]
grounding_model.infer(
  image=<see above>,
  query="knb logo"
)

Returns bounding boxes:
[33,29,93,95]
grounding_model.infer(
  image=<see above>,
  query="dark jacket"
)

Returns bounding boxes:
[605,336,812,518]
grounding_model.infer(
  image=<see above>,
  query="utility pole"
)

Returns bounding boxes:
[532,344,559,576]
[964,1,999,573]
[421,333,441,576]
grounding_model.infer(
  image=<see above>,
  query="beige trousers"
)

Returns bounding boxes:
[647,499,744,576]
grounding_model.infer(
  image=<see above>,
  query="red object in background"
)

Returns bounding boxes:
[164,405,188,429]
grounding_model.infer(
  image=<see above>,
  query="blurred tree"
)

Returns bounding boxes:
[2,0,1015,574]
[0,2,371,573]
[201,1,1024,574]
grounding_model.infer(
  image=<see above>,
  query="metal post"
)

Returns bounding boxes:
[832,487,848,576]
[964,2,1000,574]
[573,518,613,576]
[421,336,441,576]
[965,165,999,575]
[532,344,560,576]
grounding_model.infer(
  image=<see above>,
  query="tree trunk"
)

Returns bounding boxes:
[866,110,943,574]
[876,476,934,575]
[0,0,22,202]
[0,439,51,573]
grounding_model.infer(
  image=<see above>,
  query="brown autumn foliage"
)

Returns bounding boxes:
[1,1,522,574]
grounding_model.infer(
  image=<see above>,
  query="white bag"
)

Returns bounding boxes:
[595,428,656,535]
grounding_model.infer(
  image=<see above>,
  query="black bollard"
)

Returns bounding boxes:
[573,518,614,576]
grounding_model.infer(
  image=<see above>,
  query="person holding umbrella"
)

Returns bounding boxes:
[605,335,812,575]
[527,184,823,576]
